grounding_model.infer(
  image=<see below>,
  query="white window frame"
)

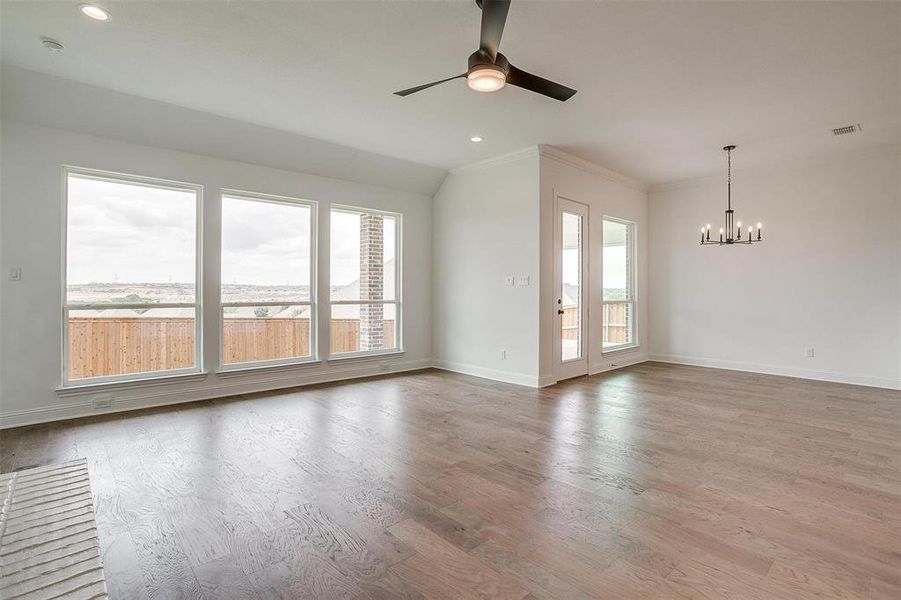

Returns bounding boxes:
[218,190,318,370]
[328,205,403,360]
[61,167,203,387]
[602,215,638,353]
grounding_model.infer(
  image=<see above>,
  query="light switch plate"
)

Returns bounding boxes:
[504,276,515,287]
[518,275,530,286]
[8,267,21,281]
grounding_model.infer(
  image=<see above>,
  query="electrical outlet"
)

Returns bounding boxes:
[500,350,507,360]
[518,275,530,286]
[92,395,112,410]
[805,348,815,358]
[504,275,515,287]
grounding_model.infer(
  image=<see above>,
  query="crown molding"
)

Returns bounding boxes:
[449,146,540,175]
[538,145,648,192]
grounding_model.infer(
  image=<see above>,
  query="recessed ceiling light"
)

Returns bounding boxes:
[470,136,483,143]
[41,38,65,53]
[78,4,111,21]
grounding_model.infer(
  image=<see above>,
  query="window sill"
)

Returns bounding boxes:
[602,344,641,355]
[216,359,322,378]
[57,371,208,397]
[327,350,405,364]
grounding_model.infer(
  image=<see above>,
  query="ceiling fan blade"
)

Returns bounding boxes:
[506,63,577,102]
[393,74,466,97]
[478,0,511,62]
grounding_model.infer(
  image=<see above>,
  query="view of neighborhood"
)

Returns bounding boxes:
[65,175,401,379]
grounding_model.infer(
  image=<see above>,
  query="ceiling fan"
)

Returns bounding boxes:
[394,0,577,102]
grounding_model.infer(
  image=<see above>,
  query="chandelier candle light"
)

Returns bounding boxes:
[700,145,763,245]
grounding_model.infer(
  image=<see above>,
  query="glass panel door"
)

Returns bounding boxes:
[561,211,583,361]
[555,197,589,381]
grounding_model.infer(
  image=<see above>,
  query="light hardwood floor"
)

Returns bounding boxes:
[1,362,899,599]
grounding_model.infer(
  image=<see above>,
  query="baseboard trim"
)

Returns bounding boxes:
[432,360,542,388]
[0,358,433,429]
[11,351,889,429]
[590,353,650,376]
[434,354,651,389]
[537,373,557,388]
[649,353,901,390]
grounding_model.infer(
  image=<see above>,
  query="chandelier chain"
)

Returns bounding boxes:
[727,146,732,211]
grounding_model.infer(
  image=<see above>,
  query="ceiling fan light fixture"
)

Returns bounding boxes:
[78,4,111,21]
[392,1,575,101]
[466,66,506,93]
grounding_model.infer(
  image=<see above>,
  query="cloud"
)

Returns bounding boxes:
[221,196,312,286]
[67,176,196,284]
[66,176,398,291]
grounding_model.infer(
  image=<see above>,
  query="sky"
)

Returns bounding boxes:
[602,246,627,293]
[329,210,396,287]
[562,247,626,293]
[561,213,627,294]
[67,175,395,293]
[67,176,196,286]
[222,194,311,287]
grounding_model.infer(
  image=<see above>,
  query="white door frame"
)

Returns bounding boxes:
[553,195,589,381]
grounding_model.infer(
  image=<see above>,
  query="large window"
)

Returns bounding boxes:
[63,167,406,381]
[602,217,636,350]
[64,169,200,383]
[329,207,400,356]
[221,192,315,367]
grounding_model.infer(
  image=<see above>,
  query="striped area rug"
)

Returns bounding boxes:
[0,459,109,599]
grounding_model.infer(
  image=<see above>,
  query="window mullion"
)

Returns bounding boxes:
[221,301,312,308]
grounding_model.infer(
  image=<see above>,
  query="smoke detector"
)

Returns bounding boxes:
[832,124,861,136]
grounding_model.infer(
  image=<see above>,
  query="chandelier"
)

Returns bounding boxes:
[700,145,763,245]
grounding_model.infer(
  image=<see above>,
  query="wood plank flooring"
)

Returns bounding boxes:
[1,362,899,599]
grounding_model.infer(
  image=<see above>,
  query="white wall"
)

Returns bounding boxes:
[0,120,433,427]
[538,147,650,383]
[431,146,649,387]
[431,149,542,386]
[649,147,901,389]
[1,66,446,197]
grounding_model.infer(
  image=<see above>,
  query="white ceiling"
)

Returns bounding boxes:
[1,1,898,184]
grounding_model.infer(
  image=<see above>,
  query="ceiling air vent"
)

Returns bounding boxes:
[832,124,861,136]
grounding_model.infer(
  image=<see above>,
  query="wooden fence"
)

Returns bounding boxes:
[68,317,395,379]
[561,303,630,345]
[68,306,623,380]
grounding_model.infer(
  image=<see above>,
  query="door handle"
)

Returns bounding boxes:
[557,309,565,315]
